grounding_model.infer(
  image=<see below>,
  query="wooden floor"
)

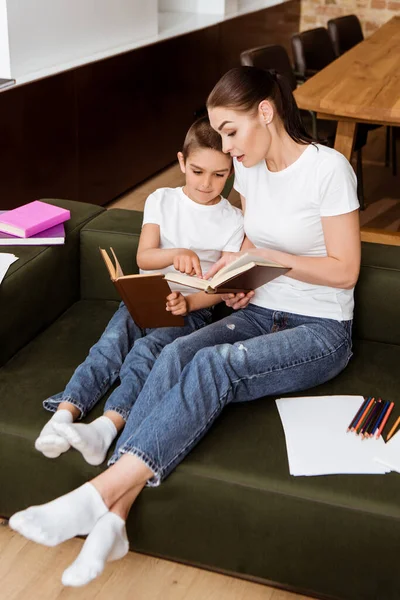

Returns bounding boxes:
[108,128,400,235]
[0,520,311,600]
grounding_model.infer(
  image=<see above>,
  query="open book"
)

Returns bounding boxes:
[165,252,290,294]
[100,248,184,328]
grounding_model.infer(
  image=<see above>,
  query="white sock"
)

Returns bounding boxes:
[52,416,118,466]
[35,409,73,458]
[9,483,108,547]
[62,512,129,587]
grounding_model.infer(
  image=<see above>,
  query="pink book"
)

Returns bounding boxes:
[0,201,70,238]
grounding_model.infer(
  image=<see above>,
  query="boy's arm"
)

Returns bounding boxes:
[137,224,200,273]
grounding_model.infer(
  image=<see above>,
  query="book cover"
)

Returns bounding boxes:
[0,201,70,238]
[165,253,290,293]
[0,213,65,245]
[100,248,185,329]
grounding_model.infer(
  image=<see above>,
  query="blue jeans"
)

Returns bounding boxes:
[108,304,353,484]
[43,303,213,420]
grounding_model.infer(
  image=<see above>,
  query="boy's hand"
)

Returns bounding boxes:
[166,292,188,316]
[173,250,202,277]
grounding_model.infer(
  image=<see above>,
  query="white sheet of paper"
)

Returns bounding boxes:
[276,395,389,476]
[0,253,18,284]
[374,431,400,473]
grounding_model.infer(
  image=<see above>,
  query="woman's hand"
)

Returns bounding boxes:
[166,292,188,316]
[203,252,241,280]
[221,291,255,310]
[173,250,202,277]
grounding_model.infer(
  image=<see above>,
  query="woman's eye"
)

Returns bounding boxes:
[215,174,224,178]
[193,171,202,175]
[227,132,236,137]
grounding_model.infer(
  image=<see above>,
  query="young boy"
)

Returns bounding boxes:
[35,116,244,465]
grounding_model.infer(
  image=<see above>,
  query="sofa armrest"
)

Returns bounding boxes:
[0,199,104,366]
[80,208,143,301]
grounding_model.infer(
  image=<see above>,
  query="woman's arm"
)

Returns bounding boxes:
[248,210,361,289]
[136,224,201,275]
[237,196,255,252]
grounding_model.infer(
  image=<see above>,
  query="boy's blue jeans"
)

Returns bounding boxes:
[108,304,353,485]
[43,303,213,421]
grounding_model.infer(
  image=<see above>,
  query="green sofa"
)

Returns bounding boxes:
[1,199,399,600]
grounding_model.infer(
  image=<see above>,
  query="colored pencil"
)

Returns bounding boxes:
[360,400,380,439]
[347,397,369,432]
[365,399,384,438]
[376,402,394,439]
[355,398,376,435]
[386,415,400,442]
[372,401,389,436]
[354,397,375,433]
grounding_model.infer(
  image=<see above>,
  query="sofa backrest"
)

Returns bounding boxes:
[80,210,400,347]
[353,241,400,346]
[0,199,104,367]
[80,208,143,301]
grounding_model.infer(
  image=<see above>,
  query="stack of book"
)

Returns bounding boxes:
[0,201,70,246]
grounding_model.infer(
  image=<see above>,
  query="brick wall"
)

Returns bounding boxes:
[300,0,399,36]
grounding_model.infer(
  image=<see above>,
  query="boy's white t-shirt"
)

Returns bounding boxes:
[234,144,359,321]
[141,186,244,296]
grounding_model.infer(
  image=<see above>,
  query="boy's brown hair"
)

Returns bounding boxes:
[182,115,225,161]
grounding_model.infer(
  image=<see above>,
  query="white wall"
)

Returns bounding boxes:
[0,0,11,78]
[7,0,158,80]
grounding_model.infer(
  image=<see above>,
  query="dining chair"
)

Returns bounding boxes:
[240,44,336,145]
[291,27,370,209]
[327,15,363,57]
[327,14,397,177]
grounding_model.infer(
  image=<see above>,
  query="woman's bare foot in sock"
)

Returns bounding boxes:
[62,512,129,586]
[9,483,108,546]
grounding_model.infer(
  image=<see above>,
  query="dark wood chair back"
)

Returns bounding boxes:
[240,44,297,91]
[327,15,364,57]
[291,27,336,78]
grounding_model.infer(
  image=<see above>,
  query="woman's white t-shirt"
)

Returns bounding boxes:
[141,186,244,296]
[234,144,359,321]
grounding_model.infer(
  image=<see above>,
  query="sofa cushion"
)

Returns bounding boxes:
[0,199,104,366]
[1,299,400,599]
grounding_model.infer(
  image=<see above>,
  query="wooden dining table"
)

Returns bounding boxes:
[293,16,400,162]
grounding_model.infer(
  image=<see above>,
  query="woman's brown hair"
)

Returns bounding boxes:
[207,66,316,145]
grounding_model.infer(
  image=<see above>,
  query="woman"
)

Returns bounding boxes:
[9,66,360,587]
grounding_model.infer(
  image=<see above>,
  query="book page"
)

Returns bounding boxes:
[212,252,285,282]
[110,247,124,278]
[164,272,208,290]
[99,248,116,280]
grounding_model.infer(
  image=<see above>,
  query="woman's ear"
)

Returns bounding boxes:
[177,151,186,174]
[258,100,274,125]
